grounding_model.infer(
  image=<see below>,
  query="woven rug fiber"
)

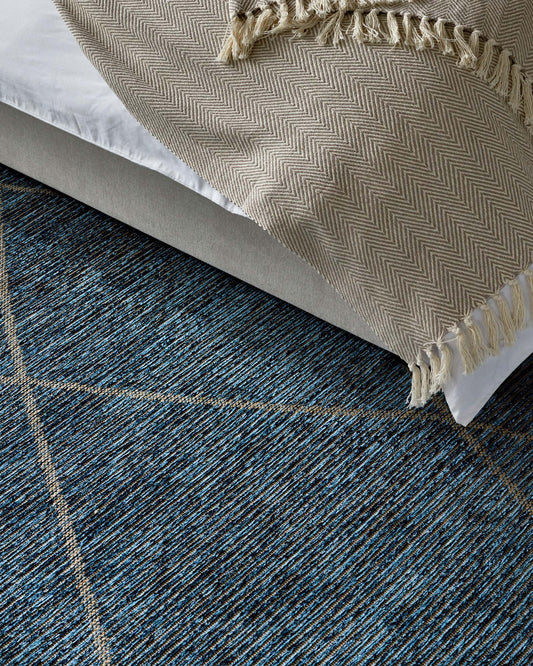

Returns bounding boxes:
[0,162,532,664]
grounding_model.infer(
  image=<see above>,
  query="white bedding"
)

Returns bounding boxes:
[1,0,531,426]
[0,0,246,218]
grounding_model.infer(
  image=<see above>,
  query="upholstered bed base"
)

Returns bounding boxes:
[0,102,386,350]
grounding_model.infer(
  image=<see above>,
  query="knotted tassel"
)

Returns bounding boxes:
[332,1,350,45]
[433,18,454,56]
[316,12,340,44]
[364,8,383,43]
[218,32,237,63]
[402,14,419,48]
[240,13,258,57]
[452,324,477,375]
[494,293,516,346]
[253,6,276,37]
[310,0,334,18]
[435,339,452,387]
[480,303,501,356]
[217,15,245,63]
[464,314,489,366]
[475,38,496,80]
[510,279,526,330]
[426,346,441,396]
[468,29,481,59]
[418,356,431,405]
[295,0,311,22]
[454,25,476,69]
[418,16,436,49]
[490,49,512,97]
[386,11,401,46]
[508,64,523,112]
[277,1,292,31]
[350,10,366,42]
[408,362,422,408]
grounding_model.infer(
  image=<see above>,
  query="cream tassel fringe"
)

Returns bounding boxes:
[219,3,533,134]
[433,18,454,56]
[408,269,533,409]
[220,4,533,410]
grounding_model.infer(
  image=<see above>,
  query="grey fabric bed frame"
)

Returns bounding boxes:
[0,102,388,351]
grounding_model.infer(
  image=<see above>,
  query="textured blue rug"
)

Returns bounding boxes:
[0,163,531,665]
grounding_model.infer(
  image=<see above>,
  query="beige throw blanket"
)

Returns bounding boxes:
[53,0,533,408]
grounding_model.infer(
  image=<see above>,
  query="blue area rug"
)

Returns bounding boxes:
[0,163,531,665]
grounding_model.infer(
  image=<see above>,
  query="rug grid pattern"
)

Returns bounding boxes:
[0,164,531,665]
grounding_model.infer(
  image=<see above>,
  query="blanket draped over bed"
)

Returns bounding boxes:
[53,0,533,407]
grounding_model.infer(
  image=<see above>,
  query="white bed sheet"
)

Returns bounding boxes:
[0,0,246,217]
[1,0,531,426]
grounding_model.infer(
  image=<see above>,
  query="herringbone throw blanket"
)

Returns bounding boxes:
[53,0,533,407]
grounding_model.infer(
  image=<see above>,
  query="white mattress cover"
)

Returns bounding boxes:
[1,0,531,426]
[0,0,246,218]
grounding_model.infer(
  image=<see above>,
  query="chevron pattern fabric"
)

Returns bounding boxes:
[1,163,533,664]
[229,1,533,71]
[52,0,533,405]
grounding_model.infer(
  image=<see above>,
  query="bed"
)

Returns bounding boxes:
[1,0,531,425]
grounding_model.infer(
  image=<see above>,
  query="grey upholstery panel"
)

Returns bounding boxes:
[0,102,389,351]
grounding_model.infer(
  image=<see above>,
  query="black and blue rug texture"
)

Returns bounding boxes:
[0,163,532,665]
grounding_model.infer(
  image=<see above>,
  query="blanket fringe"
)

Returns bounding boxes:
[408,268,533,409]
[221,3,533,409]
[219,3,533,133]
